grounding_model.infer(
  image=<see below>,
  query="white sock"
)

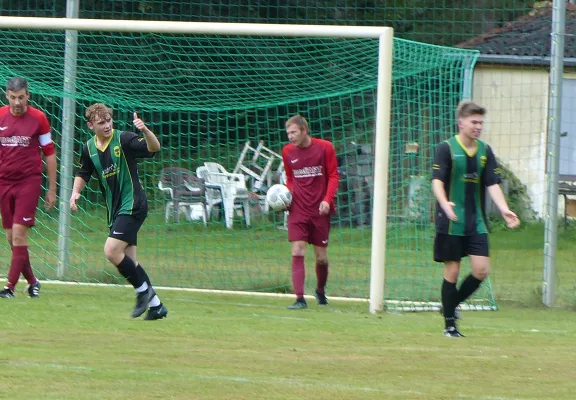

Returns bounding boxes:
[135,282,148,293]
[148,295,161,308]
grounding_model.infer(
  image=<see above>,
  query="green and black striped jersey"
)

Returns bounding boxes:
[432,135,501,236]
[76,129,155,227]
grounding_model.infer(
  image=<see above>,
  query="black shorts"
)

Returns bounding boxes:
[433,233,489,263]
[109,215,146,246]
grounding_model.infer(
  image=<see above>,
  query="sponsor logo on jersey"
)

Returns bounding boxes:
[462,172,479,183]
[293,165,323,178]
[102,163,118,179]
[0,136,31,147]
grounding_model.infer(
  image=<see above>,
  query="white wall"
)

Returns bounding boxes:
[472,65,550,216]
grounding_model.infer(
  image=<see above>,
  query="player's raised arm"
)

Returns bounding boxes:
[133,112,160,152]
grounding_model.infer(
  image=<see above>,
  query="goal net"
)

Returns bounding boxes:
[0,20,492,311]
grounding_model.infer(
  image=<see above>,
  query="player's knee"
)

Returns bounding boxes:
[472,267,490,281]
[316,258,328,266]
[291,241,307,256]
[443,262,460,282]
[10,228,29,246]
[103,248,115,263]
[103,244,123,264]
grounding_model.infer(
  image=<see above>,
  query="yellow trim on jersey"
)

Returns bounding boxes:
[93,129,115,152]
[455,135,477,157]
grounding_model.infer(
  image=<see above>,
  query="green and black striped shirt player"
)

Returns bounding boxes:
[432,101,519,338]
[71,104,166,321]
[432,135,501,236]
[76,129,155,227]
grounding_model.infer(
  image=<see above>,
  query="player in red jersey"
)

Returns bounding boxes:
[0,77,57,298]
[282,115,339,309]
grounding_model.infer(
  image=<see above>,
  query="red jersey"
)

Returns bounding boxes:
[282,138,339,217]
[0,105,54,181]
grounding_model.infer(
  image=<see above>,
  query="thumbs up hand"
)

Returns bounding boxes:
[133,112,147,131]
[131,111,160,152]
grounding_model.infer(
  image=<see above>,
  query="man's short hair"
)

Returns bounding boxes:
[85,103,113,122]
[456,101,486,119]
[6,77,29,93]
[285,114,309,133]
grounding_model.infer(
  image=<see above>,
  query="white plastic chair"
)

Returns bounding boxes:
[233,140,283,192]
[196,164,251,229]
[196,166,222,221]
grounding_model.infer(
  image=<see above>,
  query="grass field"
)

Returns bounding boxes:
[2,213,576,399]
[1,284,576,400]
[4,208,576,308]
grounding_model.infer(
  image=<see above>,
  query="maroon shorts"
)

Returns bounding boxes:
[0,176,42,229]
[287,212,331,247]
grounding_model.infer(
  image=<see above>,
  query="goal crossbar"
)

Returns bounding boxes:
[0,16,392,38]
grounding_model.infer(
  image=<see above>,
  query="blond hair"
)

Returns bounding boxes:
[85,103,113,122]
[456,101,486,119]
[285,114,309,133]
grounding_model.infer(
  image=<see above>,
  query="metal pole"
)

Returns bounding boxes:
[369,30,394,313]
[543,0,566,307]
[57,0,79,278]
[461,53,478,101]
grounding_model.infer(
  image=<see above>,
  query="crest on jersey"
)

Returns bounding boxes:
[480,155,487,168]
[114,145,121,158]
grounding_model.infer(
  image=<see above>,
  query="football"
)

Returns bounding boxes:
[266,184,292,211]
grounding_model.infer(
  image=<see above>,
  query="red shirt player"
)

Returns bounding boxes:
[0,77,57,299]
[282,115,339,309]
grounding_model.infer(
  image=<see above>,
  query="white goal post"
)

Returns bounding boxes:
[0,16,394,314]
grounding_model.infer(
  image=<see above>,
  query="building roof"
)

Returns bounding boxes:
[457,3,576,59]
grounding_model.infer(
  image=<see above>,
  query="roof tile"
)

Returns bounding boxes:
[457,2,576,58]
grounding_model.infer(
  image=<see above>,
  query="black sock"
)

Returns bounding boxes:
[441,279,458,328]
[457,274,483,303]
[116,255,145,289]
[136,263,152,287]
